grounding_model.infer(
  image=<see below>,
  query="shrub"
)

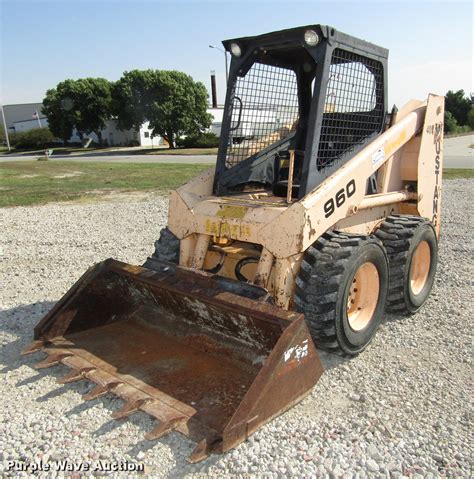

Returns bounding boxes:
[10,128,57,149]
[468,106,474,130]
[444,111,458,134]
[176,132,219,149]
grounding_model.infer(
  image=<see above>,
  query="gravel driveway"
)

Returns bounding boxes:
[1,180,472,478]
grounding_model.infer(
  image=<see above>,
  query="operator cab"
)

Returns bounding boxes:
[213,25,388,199]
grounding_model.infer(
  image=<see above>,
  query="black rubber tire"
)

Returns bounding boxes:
[147,227,180,264]
[375,215,438,314]
[295,231,389,356]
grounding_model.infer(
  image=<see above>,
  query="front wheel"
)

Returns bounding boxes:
[143,227,180,271]
[295,231,389,356]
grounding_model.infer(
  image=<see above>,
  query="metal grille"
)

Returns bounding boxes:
[225,62,299,169]
[317,48,384,171]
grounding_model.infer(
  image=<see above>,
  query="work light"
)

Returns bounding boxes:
[230,42,242,57]
[304,29,319,47]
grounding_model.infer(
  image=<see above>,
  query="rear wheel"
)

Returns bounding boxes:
[295,231,389,356]
[375,215,438,314]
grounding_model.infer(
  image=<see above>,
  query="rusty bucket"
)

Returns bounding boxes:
[23,259,323,462]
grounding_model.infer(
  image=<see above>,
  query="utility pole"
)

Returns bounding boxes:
[1,105,11,151]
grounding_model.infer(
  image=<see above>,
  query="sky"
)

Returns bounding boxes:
[0,0,472,109]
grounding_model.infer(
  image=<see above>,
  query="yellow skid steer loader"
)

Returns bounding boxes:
[23,25,444,462]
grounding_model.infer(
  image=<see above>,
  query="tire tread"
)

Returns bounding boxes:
[295,231,384,355]
[374,215,428,313]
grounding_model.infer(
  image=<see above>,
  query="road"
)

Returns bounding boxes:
[0,134,472,167]
[443,134,473,168]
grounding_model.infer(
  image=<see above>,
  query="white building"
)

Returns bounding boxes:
[207,107,224,136]
[5,102,224,147]
[2,103,46,131]
[11,116,165,147]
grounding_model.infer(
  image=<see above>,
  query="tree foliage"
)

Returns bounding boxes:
[112,70,156,132]
[113,70,212,147]
[42,84,75,144]
[42,78,113,144]
[443,111,459,134]
[445,90,472,126]
[467,106,474,130]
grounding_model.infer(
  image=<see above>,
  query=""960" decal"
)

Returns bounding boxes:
[323,179,356,218]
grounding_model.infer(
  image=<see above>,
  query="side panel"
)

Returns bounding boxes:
[416,94,444,237]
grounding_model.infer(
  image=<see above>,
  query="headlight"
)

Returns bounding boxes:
[304,29,319,47]
[230,42,242,57]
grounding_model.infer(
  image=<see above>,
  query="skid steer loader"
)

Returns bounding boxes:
[23,25,444,462]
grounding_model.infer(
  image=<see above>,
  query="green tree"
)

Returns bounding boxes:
[444,111,459,134]
[72,78,113,144]
[445,90,472,126]
[113,70,212,148]
[467,106,474,130]
[42,78,113,145]
[42,84,75,145]
[112,70,157,131]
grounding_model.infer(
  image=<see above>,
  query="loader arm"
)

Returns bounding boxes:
[264,94,444,258]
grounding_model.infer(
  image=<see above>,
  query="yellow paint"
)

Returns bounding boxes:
[216,205,248,219]
[204,218,251,239]
[205,219,219,236]
[385,130,407,157]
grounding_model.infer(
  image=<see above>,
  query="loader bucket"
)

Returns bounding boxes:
[23,259,323,462]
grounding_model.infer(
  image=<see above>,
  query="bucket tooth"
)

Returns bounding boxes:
[21,340,46,356]
[83,381,122,401]
[187,438,222,464]
[144,415,187,441]
[112,398,153,420]
[57,367,95,384]
[34,352,72,370]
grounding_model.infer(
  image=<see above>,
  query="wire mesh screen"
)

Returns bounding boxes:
[317,48,384,171]
[225,62,299,169]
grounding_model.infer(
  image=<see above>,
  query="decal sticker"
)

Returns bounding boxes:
[323,179,356,218]
[384,130,407,158]
[284,339,309,362]
[216,205,248,219]
[205,219,251,239]
[372,147,385,167]
[430,123,443,227]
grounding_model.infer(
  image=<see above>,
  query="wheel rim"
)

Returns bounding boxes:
[410,240,431,295]
[347,262,380,331]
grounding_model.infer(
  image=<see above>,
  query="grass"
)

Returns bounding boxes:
[1,146,218,157]
[2,146,116,156]
[0,161,210,207]
[443,168,474,179]
[445,130,474,139]
[1,162,471,208]
[140,147,218,156]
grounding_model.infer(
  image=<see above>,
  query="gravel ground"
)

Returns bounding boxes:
[1,180,472,478]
